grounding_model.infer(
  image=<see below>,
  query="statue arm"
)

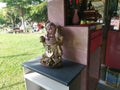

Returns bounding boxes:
[40,36,45,43]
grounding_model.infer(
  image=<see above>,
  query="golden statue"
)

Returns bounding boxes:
[40,21,63,68]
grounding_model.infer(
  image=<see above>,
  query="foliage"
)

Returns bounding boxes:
[2,7,20,26]
[0,33,45,90]
[30,1,47,22]
[0,9,6,24]
[0,18,5,24]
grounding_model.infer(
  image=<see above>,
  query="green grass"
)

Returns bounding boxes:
[0,33,45,90]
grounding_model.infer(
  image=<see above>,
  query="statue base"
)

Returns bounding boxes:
[40,57,63,68]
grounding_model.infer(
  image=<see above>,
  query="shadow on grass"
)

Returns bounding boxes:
[0,53,36,58]
[0,81,24,90]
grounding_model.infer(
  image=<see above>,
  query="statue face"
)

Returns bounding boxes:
[46,23,56,35]
[47,25,56,35]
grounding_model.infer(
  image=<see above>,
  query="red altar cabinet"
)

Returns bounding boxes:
[47,0,103,90]
[106,30,120,69]
[105,30,120,88]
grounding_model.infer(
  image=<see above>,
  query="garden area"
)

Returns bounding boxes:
[0,0,47,89]
[0,32,45,90]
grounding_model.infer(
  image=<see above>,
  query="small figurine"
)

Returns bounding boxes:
[88,1,93,10]
[40,21,63,68]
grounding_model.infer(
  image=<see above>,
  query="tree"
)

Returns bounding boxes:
[0,0,47,32]
[2,7,20,27]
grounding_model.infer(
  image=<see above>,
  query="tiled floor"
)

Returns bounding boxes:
[96,80,119,90]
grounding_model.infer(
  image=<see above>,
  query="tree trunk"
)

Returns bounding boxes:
[20,6,26,32]
[21,16,26,32]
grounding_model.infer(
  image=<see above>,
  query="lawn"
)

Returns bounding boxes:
[0,32,45,90]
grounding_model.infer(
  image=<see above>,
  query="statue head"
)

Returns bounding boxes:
[45,22,56,36]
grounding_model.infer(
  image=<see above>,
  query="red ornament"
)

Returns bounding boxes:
[76,0,79,4]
